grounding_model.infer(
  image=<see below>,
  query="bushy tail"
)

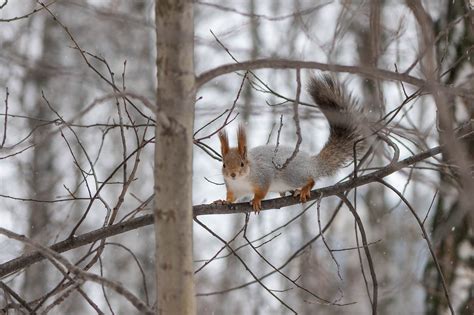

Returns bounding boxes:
[308,74,362,178]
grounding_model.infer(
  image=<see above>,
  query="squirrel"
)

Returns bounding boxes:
[218,74,363,213]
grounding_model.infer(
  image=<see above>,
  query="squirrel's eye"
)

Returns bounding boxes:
[240,162,244,167]
[223,163,226,168]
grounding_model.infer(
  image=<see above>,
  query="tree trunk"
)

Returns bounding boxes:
[21,11,57,301]
[154,0,196,314]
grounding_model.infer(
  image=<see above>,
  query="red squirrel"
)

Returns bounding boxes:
[218,74,363,213]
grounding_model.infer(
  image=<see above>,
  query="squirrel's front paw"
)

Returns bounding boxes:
[251,199,262,214]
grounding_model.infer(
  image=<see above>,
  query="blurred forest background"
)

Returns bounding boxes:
[0,0,473,314]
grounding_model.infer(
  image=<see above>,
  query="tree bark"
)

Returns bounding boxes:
[154,0,196,314]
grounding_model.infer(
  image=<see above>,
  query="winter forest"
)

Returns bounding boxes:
[0,0,473,314]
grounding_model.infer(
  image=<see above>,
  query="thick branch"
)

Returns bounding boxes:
[0,144,444,279]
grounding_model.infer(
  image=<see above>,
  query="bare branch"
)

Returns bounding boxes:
[276,68,303,169]
[196,58,473,98]
[0,0,55,22]
[378,179,454,315]
[196,1,330,21]
[338,194,377,315]
[0,143,451,279]
[194,217,297,314]
[0,228,154,315]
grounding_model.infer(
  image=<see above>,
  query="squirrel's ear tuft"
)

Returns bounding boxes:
[237,125,247,159]
[218,129,229,157]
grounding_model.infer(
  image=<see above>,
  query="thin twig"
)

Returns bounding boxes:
[243,212,354,306]
[338,194,378,315]
[316,197,343,281]
[0,0,56,22]
[272,114,285,167]
[194,71,247,142]
[194,217,298,314]
[422,189,438,225]
[1,87,8,148]
[194,225,245,274]
[278,68,303,169]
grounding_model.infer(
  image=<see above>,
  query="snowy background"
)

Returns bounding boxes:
[0,0,472,314]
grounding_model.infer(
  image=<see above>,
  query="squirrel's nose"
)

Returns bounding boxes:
[230,172,236,178]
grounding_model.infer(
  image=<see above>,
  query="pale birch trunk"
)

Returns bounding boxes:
[154,0,196,314]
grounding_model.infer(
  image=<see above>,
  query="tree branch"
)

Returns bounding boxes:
[196,58,474,99]
[0,144,446,279]
[0,228,154,315]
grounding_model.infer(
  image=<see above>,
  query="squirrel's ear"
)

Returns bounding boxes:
[237,125,247,159]
[218,130,229,157]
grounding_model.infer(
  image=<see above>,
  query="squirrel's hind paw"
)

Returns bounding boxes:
[293,189,310,203]
[294,184,313,203]
[297,179,315,203]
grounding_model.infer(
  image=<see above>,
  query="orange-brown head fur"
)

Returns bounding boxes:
[218,126,250,180]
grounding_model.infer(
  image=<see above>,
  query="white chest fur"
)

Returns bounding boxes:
[225,175,253,198]
[268,180,294,193]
